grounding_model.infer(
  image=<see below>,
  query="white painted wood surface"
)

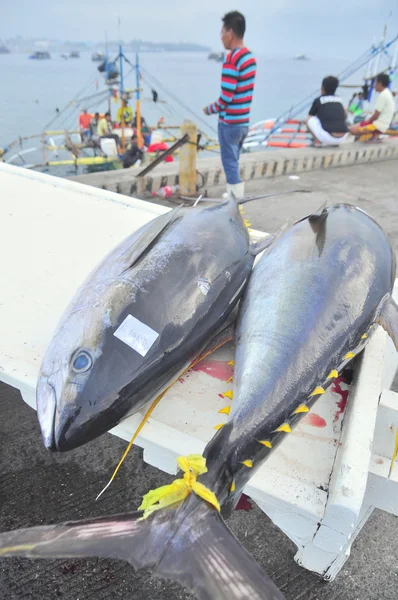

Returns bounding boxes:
[1,162,397,580]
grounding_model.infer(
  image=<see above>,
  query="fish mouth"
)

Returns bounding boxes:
[37,375,125,452]
[36,375,83,452]
[36,376,57,451]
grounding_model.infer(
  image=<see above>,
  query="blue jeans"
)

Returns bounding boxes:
[218,121,249,184]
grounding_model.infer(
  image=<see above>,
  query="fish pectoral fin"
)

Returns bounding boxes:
[250,223,288,256]
[122,206,183,272]
[375,294,398,351]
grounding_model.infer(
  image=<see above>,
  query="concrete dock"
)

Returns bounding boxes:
[1,159,398,599]
[70,138,398,200]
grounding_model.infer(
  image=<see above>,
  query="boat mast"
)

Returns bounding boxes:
[391,37,398,72]
[373,25,387,78]
[135,52,143,148]
[118,18,126,153]
[105,31,111,115]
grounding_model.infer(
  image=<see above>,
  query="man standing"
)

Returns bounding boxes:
[349,73,395,139]
[204,11,256,199]
[116,99,133,126]
[78,108,92,137]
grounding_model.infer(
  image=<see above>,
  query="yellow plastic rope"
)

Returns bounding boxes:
[138,454,220,519]
[96,331,234,501]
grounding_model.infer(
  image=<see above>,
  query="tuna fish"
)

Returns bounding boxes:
[1,204,397,600]
[37,199,277,452]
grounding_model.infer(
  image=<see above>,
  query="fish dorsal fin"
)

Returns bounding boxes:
[375,294,398,351]
[294,201,328,225]
[250,223,288,256]
[309,201,328,222]
[120,206,183,272]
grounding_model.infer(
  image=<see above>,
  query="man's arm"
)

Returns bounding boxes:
[365,110,380,124]
[306,98,320,123]
[203,61,238,115]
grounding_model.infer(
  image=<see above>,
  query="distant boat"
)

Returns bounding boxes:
[29,51,51,60]
[69,51,80,58]
[293,54,309,60]
[92,52,105,62]
[208,52,225,63]
[0,45,10,54]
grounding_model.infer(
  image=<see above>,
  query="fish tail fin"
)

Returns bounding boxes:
[0,500,284,600]
[375,293,398,351]
[157,499,285,600]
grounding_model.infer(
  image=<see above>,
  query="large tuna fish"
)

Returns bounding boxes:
[1,204,397,600]
[37,199,276,452]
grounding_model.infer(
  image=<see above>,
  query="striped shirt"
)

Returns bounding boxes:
[205,47,256,125]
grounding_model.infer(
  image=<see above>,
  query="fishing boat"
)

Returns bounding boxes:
[29,51,51,60]
[92,51,105,62]
[0,44,10,54]
[69,51,80,58]
[2,44,219,176]
[293,54,309,60]
[244,27,398,151]
[208,51,225,62]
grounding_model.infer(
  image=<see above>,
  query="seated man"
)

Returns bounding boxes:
[347,92,364,123]
[97,112,121,148]
[349,73,395,140]
[307,76,348,146]
[122,135,144,168]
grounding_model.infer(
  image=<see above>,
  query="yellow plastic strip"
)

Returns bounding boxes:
[309,386,326,397]
[0,544,36,557]
[139,454,220,519]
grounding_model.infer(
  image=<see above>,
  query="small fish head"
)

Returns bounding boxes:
[37,304,130,452]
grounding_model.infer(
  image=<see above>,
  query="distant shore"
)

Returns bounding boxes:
[2,40,211,54]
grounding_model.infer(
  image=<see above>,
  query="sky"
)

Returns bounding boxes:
[2,0,398,58]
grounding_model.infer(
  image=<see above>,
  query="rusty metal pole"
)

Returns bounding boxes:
[179,120,197,196]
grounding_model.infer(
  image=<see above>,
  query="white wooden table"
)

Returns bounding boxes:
[1,162,397,580]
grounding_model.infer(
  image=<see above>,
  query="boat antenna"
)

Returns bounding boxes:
[135,52,143,148]
[105,31,112,115]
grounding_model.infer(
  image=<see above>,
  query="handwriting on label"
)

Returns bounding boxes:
[114,314,159,357]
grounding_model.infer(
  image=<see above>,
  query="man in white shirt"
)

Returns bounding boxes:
[349,73,395,139]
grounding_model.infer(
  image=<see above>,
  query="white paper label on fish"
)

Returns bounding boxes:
[114,315,159,357]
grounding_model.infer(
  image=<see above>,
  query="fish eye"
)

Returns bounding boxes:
[72,351,93,373]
